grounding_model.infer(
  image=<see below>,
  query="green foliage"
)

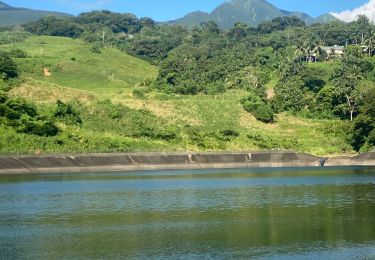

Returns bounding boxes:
[125,24,188,63]
[273,75,308,113]
[54,100,82,125]
[247,133,299,150]
[351,89,375,151]
[9,49,28,58]
[257,16,305,34]
[0,92,59,137]
[85,99,178,141]
[242,94,274,123]
[330,47,373,120]
[0,31,30,44]
[185,125,239,149]
[24,16,83,38]
[19,120,59,137]
[299,66,326,92]
[0,51,18,80]
[3,14,375,155]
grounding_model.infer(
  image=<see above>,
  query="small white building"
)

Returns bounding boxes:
[322,45,345,57]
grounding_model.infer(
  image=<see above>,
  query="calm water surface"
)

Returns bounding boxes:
[1,167,375,259]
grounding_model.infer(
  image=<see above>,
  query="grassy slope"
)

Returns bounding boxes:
[2,36,158,94]
[0,36,354,156]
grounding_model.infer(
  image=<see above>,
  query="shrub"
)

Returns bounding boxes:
[9,49,28,58]
[247,133,298,150]
[20,120,59,137]
[54,100,82,124]
[218,129,240,141]
[6,98,37,117]
[5,109,21,120]
[0,52,18,80]
[242,94,274,123]
[0,91,8,103]
[220,129,239,137]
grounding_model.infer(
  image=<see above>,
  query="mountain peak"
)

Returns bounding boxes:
[0,1,13,9]
[169,0,337,29]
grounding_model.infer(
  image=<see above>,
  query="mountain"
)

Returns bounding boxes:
[169,0,338,29]
[0,1,72,27]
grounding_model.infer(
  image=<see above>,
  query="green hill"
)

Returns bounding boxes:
[1,36,158,94]
[0,1,72,27]
[0,36,354,156]
[169,0,338,29]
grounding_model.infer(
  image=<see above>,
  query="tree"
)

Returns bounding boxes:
[356,15,371,44]
[227,22,253,40]
[54,100,82,124]
[330,46,373,121]
[273,75,308,112]
[364,30,375,57]
[258,16,305,34]
[312,44,326,61]
[352,89,375,151]
[0,52,18,80]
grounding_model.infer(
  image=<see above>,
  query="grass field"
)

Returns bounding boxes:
[2,36,158,94]
[0,36,355,156]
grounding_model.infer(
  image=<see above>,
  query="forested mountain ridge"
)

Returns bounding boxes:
[168,0,338,28]
[0,1,72,27]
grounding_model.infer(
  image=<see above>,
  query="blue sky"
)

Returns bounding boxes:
[5,0,370,21]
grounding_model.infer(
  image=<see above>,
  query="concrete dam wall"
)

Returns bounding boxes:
[0,152,374,174]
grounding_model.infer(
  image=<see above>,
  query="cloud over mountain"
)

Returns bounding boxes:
[331,0,375,22]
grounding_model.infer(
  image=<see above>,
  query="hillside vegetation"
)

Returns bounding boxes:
[0,36,354,156]
[1,11,375,156]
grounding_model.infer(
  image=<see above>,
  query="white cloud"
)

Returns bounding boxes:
[331,0,375,22]
[57,0,112,11]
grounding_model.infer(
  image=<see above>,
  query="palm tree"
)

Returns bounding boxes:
[294,46,306,62]
[312,45,326,62]
[364,30,375,57]
[294,42,310,62]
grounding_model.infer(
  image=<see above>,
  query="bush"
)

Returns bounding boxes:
[5,109,21,120]
[20,120,59,137]
[6,98,37,117]
[0,52,18,80]
[220,129,239,137]
[218,129,240,141]
[9,49,28,58]
[0,91,8,103]
[351,89,375,151]
[247,133,299,150]
[54,100,82,124]
[242,94,274,123]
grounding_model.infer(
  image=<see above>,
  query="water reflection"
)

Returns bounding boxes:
[0,167,375,259]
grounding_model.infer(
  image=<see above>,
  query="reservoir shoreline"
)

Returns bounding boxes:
[0,151,374,174]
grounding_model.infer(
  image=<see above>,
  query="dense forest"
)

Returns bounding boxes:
[1,11,375,154]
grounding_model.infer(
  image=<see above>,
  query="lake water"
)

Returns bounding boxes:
[1,167,375,259]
